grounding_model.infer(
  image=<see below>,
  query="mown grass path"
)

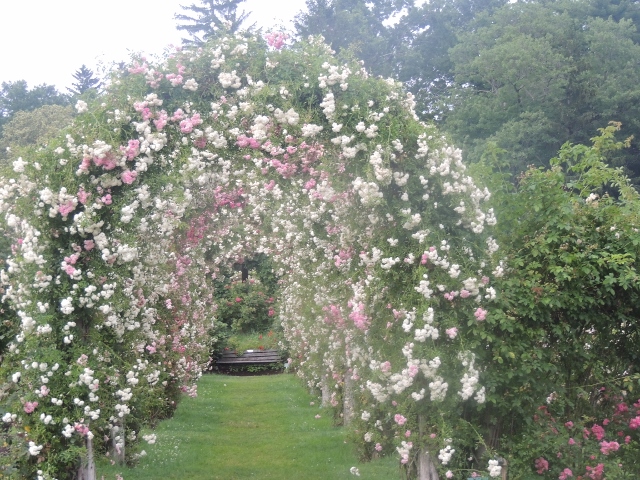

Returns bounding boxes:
[98,373,398,479]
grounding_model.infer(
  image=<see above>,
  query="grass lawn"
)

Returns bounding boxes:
[97,373,399,479]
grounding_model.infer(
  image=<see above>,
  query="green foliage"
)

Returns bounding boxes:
[0,104,74,163]
[470,124,640,477]
[215,278,276,332]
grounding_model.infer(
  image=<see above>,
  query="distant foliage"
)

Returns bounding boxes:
[0,81,68,134]
[0,105,74,163]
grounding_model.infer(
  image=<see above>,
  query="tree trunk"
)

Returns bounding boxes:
[111,420,125,465]
[343,374,354,426]
[77,435,96,480]
[417,450,439,480]
[417,415,439,480]
[321,375,331,407]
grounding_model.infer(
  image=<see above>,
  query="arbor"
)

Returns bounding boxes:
[67,65,101,96]
[0,32,500,479]
[174,0,252,44]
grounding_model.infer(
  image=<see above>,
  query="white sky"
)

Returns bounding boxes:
[0,0,307,92]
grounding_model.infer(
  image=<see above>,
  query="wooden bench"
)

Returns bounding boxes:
[214,349,284,373]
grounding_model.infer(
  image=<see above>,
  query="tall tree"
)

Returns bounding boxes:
[294,0,506,117]
[294,0,412,79]
[67,64,101,96]
[175,0,252,45]
[0,80,68,134]
[394,0,507,118]
[444,1,640,180]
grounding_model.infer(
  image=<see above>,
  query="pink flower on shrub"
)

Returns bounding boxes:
[534,457,549,474]
[58,201,75,216]
[77,188,90,204]
[568,437,576,445]
[559,468,573,480]
[74,423,89,436]
[615,402,629,414]
[154,110,168,130]
[394,414,406,425]
[348,302,370,331]
[599,440,620,455]
[23,401,38,413]
[591,424,605,440]
[375,443,382,452]
[404,430,411,438]
[120,139,140,160]
[474,308,487,321]
[565,421,574,428]
[629,416,640,429]
[584,463,604,480]
[235,297,242,302]
[121,170,137,185]
[265,32,288,49]
[380,361,391,373]
[445,327,458,339]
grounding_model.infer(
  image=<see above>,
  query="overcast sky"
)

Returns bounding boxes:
[1,0,307,91]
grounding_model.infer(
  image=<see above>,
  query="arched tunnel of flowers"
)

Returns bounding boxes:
[0,31,511,479]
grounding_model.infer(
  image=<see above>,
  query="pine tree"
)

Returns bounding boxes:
[175,0,252,45]
[67,65,101,96]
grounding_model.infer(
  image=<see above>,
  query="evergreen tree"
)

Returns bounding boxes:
[67,64,101,96]
[175,0,252,45]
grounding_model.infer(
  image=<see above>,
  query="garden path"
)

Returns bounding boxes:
[97,374,398,479]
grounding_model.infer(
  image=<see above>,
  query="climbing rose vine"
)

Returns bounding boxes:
[0,31,499,479]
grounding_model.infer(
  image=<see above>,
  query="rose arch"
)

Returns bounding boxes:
[0,32,500,480]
